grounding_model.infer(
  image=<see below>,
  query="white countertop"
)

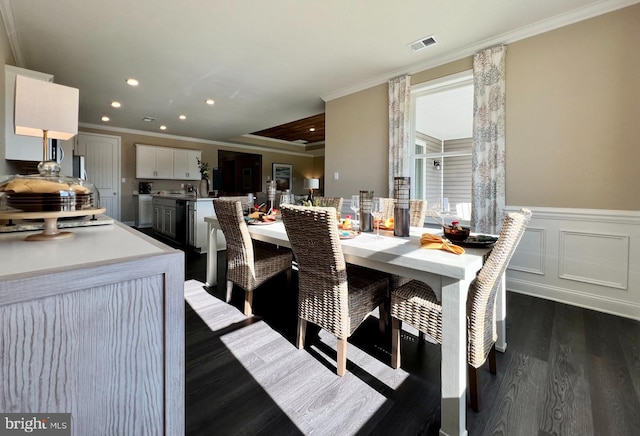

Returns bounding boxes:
[0,222,173,278]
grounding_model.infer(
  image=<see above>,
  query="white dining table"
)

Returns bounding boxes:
[204,217,506,436]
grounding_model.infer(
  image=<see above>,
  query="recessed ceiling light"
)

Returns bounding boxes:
[205,99,215,105]
[126,78,139,86]
[160,125,167,130]
[101,116,110,122]
[179,114,186,120]
[309,127,315,132]
[111,101,121,108]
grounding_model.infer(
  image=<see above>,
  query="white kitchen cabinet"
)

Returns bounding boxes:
[136,144,174,179]
[136,194,153,228]
[173,149,201,180]
[4,65,54,161]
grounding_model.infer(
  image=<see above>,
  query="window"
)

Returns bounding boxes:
[411,71,473,223]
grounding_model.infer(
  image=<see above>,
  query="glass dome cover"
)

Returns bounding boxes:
[0,169,100,213]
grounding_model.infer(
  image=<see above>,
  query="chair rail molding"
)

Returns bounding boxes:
[505,206,640,321]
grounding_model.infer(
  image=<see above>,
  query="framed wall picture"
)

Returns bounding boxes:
[272,163,292,191]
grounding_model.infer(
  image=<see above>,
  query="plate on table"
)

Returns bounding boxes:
[246,219,277,225]
[456,235,498,247]
[339,230,360,239]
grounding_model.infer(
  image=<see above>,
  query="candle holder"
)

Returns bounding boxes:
[359,190,373,232]
[394,177,410,237]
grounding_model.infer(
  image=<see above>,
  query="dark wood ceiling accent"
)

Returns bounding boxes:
[252,113,325,144]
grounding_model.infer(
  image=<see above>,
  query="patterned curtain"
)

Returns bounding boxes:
[471,45,506,234]
[388,75,411,196]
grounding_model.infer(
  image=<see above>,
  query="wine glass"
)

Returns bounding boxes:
[371,197,384,238]
[350,195,360,230]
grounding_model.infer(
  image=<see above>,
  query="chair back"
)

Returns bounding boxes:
[281,205,350,335]
[213,199,255,279]
[409,199,427,227]
[314,196,343,211]
[379,198,396,221]
[467,208,531,367]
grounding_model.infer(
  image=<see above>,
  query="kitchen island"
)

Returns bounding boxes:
[152,194,214,253]
[0,222,184,435]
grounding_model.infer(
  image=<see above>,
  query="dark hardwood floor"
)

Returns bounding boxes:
[141,228,640,435]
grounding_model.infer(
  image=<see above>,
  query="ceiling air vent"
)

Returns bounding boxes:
[142,116,155,122]
[409,35,437,52]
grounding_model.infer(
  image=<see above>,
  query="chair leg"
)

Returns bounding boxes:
[244,290,253,316]
[489,343,497,374]
[225,280,233,303]
[418,331,425,342]
[337,338,347,376]
[285,268,292,287]
[296,318,307,349]
[468,364,480,412]
[378,302,388,335]
[391,317,401,369]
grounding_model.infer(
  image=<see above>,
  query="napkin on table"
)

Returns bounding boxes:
[420,233,465,255]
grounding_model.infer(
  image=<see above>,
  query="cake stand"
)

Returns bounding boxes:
[0,208,107,241]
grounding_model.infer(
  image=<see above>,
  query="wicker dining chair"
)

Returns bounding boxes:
[213,199,293,316]
[281,204,389,376]
[409,199,428,227]
[390,208,531,411]
[313,196,343,212]
[379,198,427,227]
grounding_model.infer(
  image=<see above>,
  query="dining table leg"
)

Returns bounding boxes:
[205,223,219,288]
[495,272,507,352]
[439,276,471,436]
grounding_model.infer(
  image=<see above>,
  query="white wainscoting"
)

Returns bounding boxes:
[505,206,640,321]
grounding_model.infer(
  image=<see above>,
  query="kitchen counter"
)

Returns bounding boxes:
[0,221,166,277]
[152,194,214,202]
[0,221,184,434]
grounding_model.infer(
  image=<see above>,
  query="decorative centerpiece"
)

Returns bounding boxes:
[443,221,471,241]
[197,157,210,197]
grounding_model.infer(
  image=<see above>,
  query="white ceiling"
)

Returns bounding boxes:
[0,0,634,148]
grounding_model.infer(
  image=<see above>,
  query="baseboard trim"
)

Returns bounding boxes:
[507,277,640,321]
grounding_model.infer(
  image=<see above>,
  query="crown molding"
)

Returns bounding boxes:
[0,0,25,66]
[79,122,318,158]
[321,0,639,102]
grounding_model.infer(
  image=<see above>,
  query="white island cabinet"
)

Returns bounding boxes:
[0,222,184,436]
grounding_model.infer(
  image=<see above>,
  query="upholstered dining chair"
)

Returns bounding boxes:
[213,199,293,316]
[313,196,343,212]
[390,208,531,411]
[281,204,389,376]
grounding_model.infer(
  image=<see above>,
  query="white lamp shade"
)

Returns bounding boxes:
[14,75,79,140]
[304,178,319,190]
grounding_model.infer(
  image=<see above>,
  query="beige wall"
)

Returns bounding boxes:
[325,5,640,211]
[506,5,639,209]
[325,84,388,198]
[81,127,316,223]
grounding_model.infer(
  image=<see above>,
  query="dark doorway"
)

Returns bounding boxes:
[215,150,262,195]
